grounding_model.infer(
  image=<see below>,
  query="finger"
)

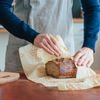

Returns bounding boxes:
[73,52,83,62]
[52,45,61,56]
[86,60,93,67]
[46,34,61,56]
[41,43,54,55]
[77,55,86,66]
[81,58,89,66]
[43,40,59,57]
[48,34,60,48]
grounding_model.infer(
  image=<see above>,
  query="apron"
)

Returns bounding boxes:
[5,0,74,71]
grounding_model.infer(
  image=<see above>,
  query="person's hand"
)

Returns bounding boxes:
[34,34,61,57]
[73,47,94,67]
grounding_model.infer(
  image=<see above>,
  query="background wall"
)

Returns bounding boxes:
[0,33,9,71]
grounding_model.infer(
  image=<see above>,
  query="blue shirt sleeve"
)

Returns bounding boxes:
[0,0,40,44]
[80,0,100,52]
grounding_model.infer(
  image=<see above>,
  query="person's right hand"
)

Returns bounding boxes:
[34,34,61,57]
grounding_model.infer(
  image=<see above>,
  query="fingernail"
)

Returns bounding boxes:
[51,52,54,55]
[86,65,89,67]
[56,55,59,57]
[73,59,77,62]
[59,52,61,56]
[52,53,54,55]
[55,53,59,57]
[77,63,80,66]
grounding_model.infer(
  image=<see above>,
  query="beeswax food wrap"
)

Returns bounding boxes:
[19,35,100,90]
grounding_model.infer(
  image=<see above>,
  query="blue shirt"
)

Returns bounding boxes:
[0,0,100,51]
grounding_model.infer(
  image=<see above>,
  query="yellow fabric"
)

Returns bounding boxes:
[19,35,100,90]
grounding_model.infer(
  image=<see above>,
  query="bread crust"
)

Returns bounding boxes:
[45,58,77,78]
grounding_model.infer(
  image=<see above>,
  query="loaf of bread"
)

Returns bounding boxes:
[45,58,77,78]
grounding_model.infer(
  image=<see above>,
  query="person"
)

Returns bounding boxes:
[0,0,100,71]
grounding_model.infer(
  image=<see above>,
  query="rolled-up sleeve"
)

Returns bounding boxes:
[80,0,100,52]
[0,0,40,44]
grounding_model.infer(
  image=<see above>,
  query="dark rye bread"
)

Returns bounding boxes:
[45,58,77,78]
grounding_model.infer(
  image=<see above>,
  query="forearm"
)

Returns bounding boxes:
[0,0,40,44]
[80,0,100,51]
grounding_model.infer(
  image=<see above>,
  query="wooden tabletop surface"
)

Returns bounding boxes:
[0,71,100,100]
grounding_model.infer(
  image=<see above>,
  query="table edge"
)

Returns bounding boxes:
[5,70,100,74]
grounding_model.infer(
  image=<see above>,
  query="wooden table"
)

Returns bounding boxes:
[0,71,100,100]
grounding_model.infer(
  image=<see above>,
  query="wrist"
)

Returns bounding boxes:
[82,47,94,53]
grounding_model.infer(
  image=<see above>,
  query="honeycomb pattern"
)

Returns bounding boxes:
[29,46,44,62]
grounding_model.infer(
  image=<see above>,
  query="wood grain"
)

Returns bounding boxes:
[0,72,20,84]
[0,28,8,33]
[0,71,100,100]
[73,18,83,23]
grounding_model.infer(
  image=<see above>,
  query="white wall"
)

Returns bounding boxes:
[0,32,9,71]
[91,35,100,70]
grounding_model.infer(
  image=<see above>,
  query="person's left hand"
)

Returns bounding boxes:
[73,47,94,67]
